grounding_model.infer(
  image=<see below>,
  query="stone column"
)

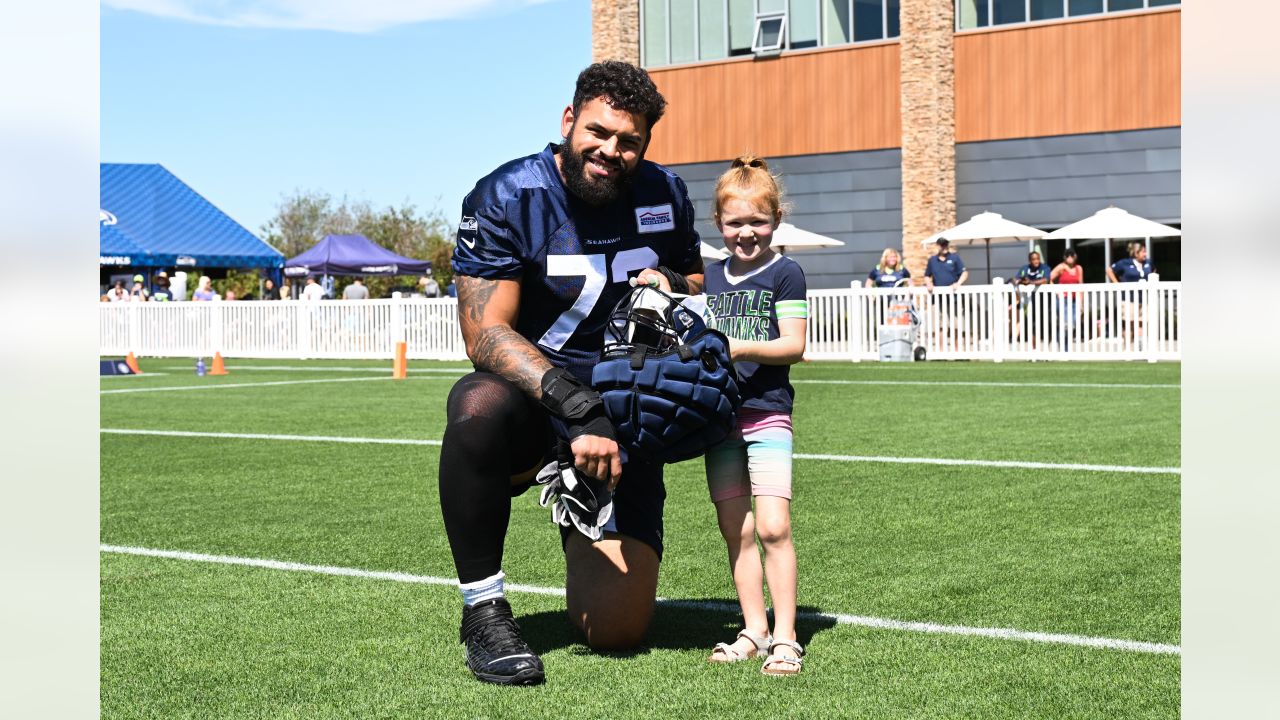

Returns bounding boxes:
[593,0,640,65]
[899,0,956,282]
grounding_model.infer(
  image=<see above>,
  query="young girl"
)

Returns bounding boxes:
[702,156,808,676]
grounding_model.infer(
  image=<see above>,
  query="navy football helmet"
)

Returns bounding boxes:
[593,286,740,464]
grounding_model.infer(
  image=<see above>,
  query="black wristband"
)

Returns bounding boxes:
[656,266,689,295]
[539,368,616,441]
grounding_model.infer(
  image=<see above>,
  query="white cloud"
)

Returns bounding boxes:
[102,0,553,33]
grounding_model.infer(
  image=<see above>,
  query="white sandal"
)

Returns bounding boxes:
[708,629,772,663]
[761,639,805,676]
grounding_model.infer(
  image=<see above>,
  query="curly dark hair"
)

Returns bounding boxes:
[572,61,667,132]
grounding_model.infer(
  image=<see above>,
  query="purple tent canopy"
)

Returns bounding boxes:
[284,234,432,277]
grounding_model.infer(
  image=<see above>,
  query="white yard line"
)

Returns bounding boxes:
[149,367,1176,389]
[100,372,170,378]
[99,376,450,395]
[793,452,1180,475]
[99,544,1180,656]
[158,365,469,374]
[100,428,442,446]
[99,428,1178,475]
[791,379,1178,389]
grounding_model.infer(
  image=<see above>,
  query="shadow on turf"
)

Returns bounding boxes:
[517,601,836,658]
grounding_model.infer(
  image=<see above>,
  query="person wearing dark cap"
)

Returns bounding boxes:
[152,271,172,302]
[923,238,967,290]
[923,238,969,351]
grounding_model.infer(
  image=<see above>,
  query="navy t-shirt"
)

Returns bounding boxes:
[703,254,808,414]
[926,252,966,286]
[1017,263,1050,284]
[1111,257,1155,302]
[452,144,702,379]
[868,265,911,288]
[1111,258,1154,282]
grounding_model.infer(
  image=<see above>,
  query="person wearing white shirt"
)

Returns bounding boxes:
[302,276,326,301]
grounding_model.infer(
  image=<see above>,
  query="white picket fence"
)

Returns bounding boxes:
[100,279,1180,362]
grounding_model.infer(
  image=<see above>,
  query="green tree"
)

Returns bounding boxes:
[262,190,455,298]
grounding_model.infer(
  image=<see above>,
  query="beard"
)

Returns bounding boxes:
[558,136,634,206]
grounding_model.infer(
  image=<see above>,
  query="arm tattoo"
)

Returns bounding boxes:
[457,275,499,328]
[456,275,550,398]
[470,325,550,397]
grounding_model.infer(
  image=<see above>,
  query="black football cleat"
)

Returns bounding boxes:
[460,598,545,686]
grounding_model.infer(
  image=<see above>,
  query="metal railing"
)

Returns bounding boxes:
[100,279,1180,362]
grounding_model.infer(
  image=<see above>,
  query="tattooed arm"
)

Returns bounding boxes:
[456,274,551,399]
[456,273,623,485]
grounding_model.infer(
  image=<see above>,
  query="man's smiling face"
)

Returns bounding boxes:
[557,97,649,206]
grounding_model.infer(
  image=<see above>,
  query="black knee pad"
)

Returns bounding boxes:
[445,372,550,474]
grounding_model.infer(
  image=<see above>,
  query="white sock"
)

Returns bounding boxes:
[459,571,505,606]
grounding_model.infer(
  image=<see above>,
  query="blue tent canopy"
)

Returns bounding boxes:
[284,234,431,277]
[99,215,152,267]
[100,164,284,269]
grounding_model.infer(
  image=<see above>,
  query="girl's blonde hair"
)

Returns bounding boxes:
[712,155,788,226]
[877,247,901,271]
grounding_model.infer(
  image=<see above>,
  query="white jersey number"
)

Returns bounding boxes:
[537,248,659,351]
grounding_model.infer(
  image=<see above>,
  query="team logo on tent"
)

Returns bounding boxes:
[100,209,118,226]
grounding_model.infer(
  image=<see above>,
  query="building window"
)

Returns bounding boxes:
[640,0,902,68]
[752,12,788,52]
[957,0,1177,31]
[699,0,729,59]
[670,0,698,64]
[791,0,821,49]
[992,0,1026,25]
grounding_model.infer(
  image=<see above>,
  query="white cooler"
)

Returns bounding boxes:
[878,325,915,362]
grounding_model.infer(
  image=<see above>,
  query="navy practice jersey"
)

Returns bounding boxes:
[452,144,702,375]
[703,254,808,414]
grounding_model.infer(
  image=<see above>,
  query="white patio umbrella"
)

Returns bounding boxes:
[771,222,845,253]
[922,211,1047,281]
[1044,206,1180,268]
[700,241,729,260]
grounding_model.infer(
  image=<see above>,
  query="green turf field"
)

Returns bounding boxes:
[101,358,1180,719]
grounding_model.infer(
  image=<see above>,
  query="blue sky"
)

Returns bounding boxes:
[101,0,590,236]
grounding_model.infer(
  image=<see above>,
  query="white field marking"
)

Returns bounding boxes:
[159,365,469,374]
[100,372,170,378]
[101,428,442,447]
[98,428,1179,475]
[99,375,450,395]
[99,544,1180,656]
[791,379,1178,389]
[793,452,1180,476]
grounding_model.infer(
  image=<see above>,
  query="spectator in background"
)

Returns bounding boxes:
[419,274,441,298]
[1014,252,1050,346]
[224,289,238,302]
[342,277,370,300]
[262,278,280,300]
[865,248,911,288]
[280,279,293,300]
[108,280,128,302]
[924,238,968,351]
[1106,242,1155,344]
[192,275,217,301]
[924,238,967,290]
[151,271,172,302]
[128,274,149,302]
[301,275,326,301]
[445,280,457,298]
[1052,249,1084,351]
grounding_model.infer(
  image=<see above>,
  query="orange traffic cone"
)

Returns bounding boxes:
[393,342,407,379]
[125,352,142,374]
[208,352,229,376]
